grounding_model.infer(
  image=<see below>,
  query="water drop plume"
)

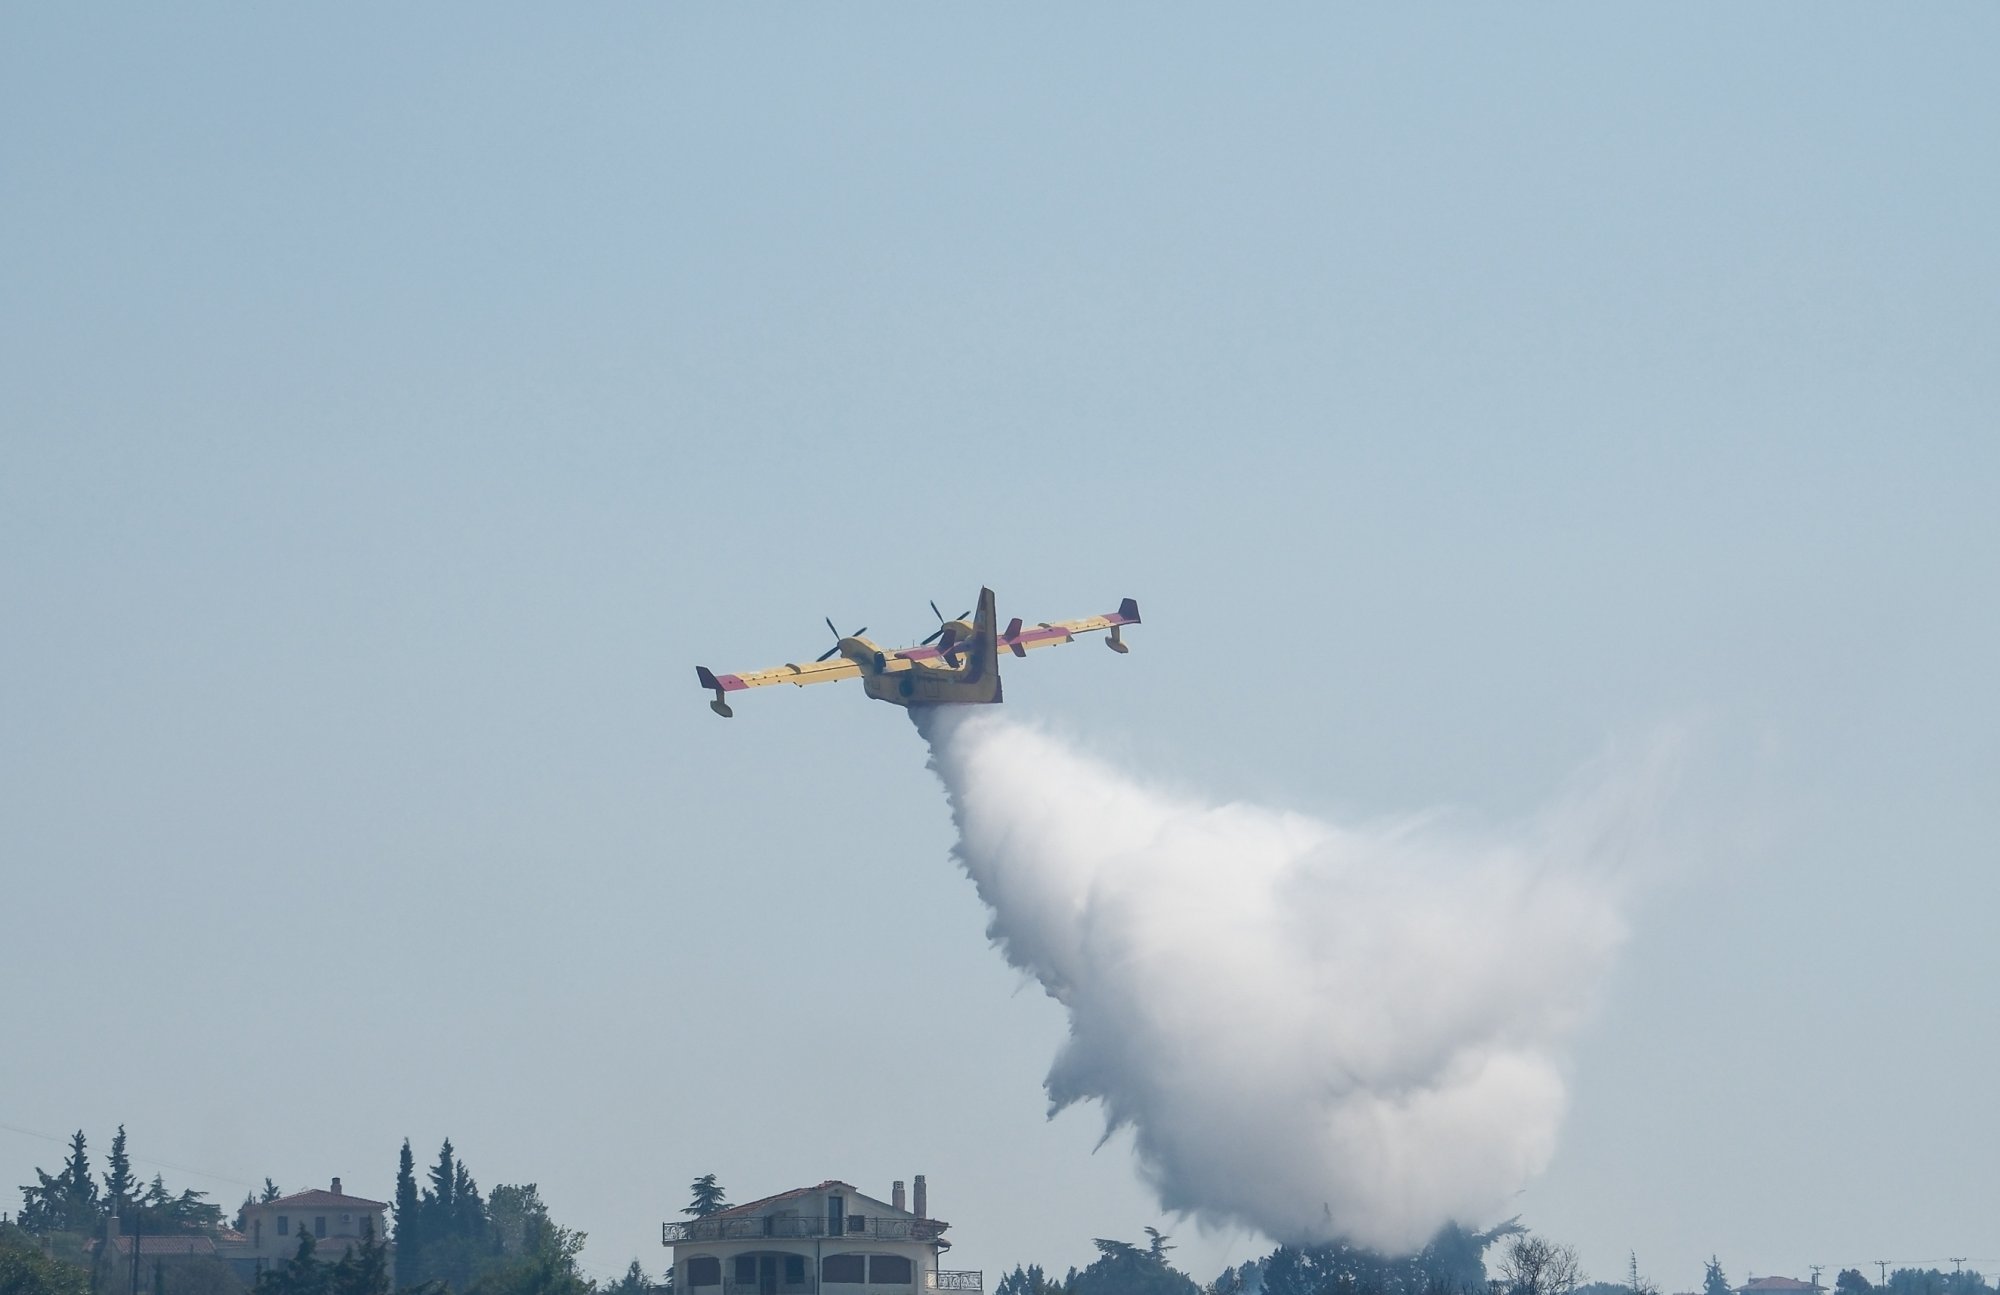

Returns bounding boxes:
[915,706,1670,1254]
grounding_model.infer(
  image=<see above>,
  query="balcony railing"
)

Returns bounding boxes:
[928,1273,981,1293]
[664,1218,949,1244]
[721,1282,816,1295]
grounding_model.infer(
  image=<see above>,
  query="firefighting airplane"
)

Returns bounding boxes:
[695,588,1140,717]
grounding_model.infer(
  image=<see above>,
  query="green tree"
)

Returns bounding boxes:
[996,1266,1059,1295]
[1257,1226,1506,1295]
[426,1146,458,1225]
[16,1132,101,1235]
[462,1192,588,1295]
[462,1249,586,1295]
[605,1261,652,1295]
[253,1230,329,1295]
[1882,1271,1974,1295]
[449,1167,484,1243]
[492,1187,582,1275]
[135,1177,221,1237]
[327,1218,388,1295]
[1704,1260,1730,1295]
[1,1223,92,1295]
[392,1143,420,1293]
[261,1185,282,1206]
[681,1179,725,1220]
[410,1140,488,1292]
[1067,1240,1197,1295]
[102,1130,138,1227]
[1835,1273,1872,1295]
[151,1256,246,1295]
[60,1134,98,1226]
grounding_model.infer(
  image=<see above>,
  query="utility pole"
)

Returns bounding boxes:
[1950,1262,1966,1276]
[1875,1263,1890,1287]
[1812,1268,1825,1291]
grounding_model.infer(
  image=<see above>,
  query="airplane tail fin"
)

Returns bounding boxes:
[967,587,1002,703]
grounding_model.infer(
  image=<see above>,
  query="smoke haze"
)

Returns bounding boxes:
[916,707,1669,1254]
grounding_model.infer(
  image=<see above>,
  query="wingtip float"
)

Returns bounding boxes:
[696,588,1141,718]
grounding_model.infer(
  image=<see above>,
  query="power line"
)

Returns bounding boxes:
[0,1119,255,1191]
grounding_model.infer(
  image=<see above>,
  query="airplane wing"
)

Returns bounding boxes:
[698,659,860,693]
[998,597,1141,657]
[695,658,863,716]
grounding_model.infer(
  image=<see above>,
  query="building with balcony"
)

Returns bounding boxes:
[662,1178,980,1295]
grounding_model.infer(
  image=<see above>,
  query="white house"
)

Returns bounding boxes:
[662,1178,980,1295]
[225,1177,390,1275]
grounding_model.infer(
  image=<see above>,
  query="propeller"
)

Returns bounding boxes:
[815,616,867,662]
[919,600,973,645]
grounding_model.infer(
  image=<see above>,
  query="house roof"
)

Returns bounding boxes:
[1739,1280,1820,1293]
[707,1181,853,1220]
[100,1236,220,1258]
[257,1188,388,1210]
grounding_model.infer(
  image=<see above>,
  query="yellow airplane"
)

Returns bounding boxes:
[695,588,1140,718]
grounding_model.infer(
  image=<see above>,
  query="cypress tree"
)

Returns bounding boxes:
[450,1164,484,1241]
[425,1142,457,1223]
[59,1131,99,1230]
[392,1141,420,1291]
[103,1126,137,1224]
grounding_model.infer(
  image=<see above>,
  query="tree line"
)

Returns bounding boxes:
[4,1128,664,1295]
[18,1144,1990,1295]
[991,1224,1998,1295]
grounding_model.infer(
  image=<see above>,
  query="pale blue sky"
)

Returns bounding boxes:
[4,5,1996,1290]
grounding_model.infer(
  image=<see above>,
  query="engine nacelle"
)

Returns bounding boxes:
[836,637,890,673]
[934,620,976,666]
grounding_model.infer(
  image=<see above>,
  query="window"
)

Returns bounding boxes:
[687,1260,721,1288]
[254,1221,262,1246]
[736,1258,759,1284]
[823,1256,866,1284]
[278,1217,290,1237]
[869,1257,912,1285]
[315,1218,327,1239]
[785,1258,805,1285]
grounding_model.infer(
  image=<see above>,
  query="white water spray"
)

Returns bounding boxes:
[917,706,1668,1254]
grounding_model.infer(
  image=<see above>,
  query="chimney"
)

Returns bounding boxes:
[107,1214,121,1240]
[331,1178,342,1196]
[892,1182,906,1213]
[911,1175,926,1219]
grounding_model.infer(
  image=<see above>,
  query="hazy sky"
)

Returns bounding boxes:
[4,5,1996,1291]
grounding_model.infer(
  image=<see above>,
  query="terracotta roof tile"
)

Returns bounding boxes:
[102,1236,219,1257]
[707,1181,851,1220]
[259,1188,388,1210]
